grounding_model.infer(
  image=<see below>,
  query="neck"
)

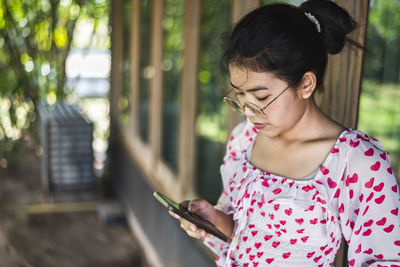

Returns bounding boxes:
[274,99,336,144]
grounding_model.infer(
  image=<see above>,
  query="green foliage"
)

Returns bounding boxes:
[0,0,109,166]
[363,0,400,83]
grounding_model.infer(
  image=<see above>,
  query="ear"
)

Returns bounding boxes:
[298,71,317,99]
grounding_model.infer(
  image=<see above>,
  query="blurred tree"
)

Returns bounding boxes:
[363,0,400,83]
[0,0,109,167]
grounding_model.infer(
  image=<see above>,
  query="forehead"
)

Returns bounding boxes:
[229,66,282,88]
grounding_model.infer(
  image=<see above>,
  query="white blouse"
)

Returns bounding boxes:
[203,119,400,267]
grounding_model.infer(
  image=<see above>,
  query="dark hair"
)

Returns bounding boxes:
[222,0,359,89]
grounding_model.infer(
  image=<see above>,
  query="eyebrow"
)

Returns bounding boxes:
[230,82,269,92]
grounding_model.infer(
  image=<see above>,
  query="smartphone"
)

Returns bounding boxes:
[153,192,230,242]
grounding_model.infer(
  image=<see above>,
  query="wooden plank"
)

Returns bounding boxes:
[150,0,164,165]
[177,0,201,200]
[110,0,123,122]
[130,0,140,134]
[315,0,369,129]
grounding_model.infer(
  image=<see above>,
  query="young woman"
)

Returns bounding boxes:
[170,0,400,266]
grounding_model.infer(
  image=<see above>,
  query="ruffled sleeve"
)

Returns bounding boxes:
[202,120,247,262]
[338,133,400,266]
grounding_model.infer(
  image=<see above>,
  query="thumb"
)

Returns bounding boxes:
[188,199,206,213]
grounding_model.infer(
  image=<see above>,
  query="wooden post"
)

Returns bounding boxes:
[149,0,164,166]
[130,0,140,135]
[178,0,201,199]
[315,0,370,129]
[110,0,123,122]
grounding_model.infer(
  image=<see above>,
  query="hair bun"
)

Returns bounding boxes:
[300,0,356,54]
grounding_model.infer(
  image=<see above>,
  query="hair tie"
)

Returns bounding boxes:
[304,12,321,33]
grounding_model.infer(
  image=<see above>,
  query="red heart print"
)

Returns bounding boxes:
[364,219,374,227]
[383,224,394,233]
[374,254,384,260]
[391,207,399,215]
[249,254,255,261]
[366,192,374,202]
[331,147,339,153]
[310,218,318,224]
[301,236,309,243]
[249,224,255,229]
[290,239,297,245]
[320,166,329,175]
[265,258,274,264]
[245,130,250,137]
[302,185,312,192]
[359,194,364,202]
[363,248,373,254]
[355,244,362,253]
[375,195,385,204]
[307,251,315,258]
[246,247,251,254]
[253,262,258,267]
[280,220,286,225]
[239,253,243,259]
[320,244,328,251]
[257,251,263,258]
[364,148,374,156]
[282,252,291,259]
[376,217,386,226]
[380,152,387,160]
[244,263,249,267]
[252,127,258,133]
[297,228,305,234]
[350,139,360,147]
[334,189,341,198]
[262,180,269,187]
[251,230,258,236]
[243,236,248,242]
[392,185,398,193]
[327,178,337,188]
[339,203,344,213]
[273,188,282,195]
[373,182,384,192]
[370,161,381,171]
[349,189,354,199]
[274,204,280,211]
[325,248,333,255]
[387,167,393,174]
[339,137,347,142]
[284,208,292,216]
[264,235,273,241]
[348,173,358,183]
[394,240,400,246]
[272,241,280,248]
[365,177,374,188]
[314,255,322,263]
[362,206,370,216]
[295,218,304,225]
[362,229,372,236]
[348,259,355,266]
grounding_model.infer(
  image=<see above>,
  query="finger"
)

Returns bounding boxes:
[180,200,190,210]
[168,210,180,219]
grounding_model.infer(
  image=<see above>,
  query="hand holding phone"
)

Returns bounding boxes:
[153,192,230,242]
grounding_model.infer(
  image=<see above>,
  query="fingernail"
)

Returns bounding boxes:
[191,225,196,231]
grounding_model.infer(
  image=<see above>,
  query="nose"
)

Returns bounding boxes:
[243,104,256,118]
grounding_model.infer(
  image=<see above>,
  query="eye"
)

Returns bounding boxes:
[234,91,245,97]
[256,96,268,101]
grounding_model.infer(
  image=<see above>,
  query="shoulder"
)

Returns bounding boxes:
[339,129,392,176]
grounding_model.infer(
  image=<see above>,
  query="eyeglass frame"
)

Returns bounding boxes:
[223,84,290,118]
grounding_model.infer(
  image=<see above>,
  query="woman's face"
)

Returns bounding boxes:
[229,66,307,137]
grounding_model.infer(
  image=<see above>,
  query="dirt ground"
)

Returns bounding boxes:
[0,142,149,267]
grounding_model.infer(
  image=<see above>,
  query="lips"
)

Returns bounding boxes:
[253,122,267,130]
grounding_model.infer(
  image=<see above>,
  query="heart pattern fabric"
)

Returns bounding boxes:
[202,120,400,267]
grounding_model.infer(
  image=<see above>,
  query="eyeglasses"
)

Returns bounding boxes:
[223,85,290,119]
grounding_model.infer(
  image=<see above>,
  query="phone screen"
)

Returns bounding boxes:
[153,192,230,242]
